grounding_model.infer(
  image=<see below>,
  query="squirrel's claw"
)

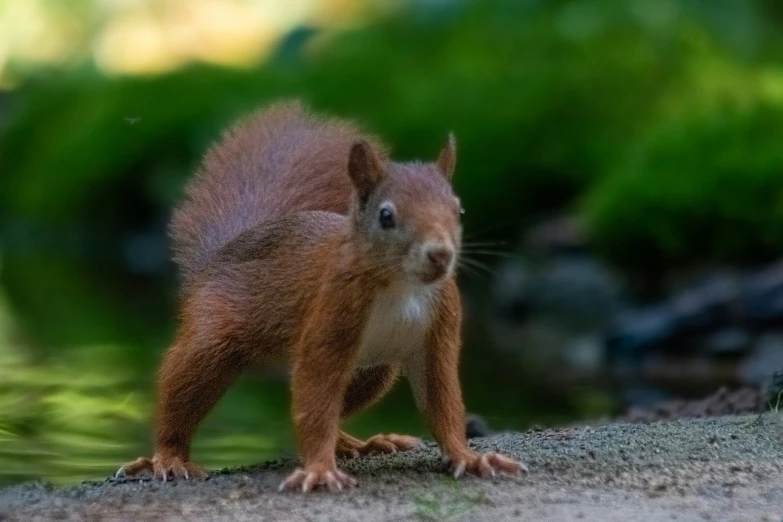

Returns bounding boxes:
[279,466,357,493]
[152,457,206,481]
[445,452,527,479]
[115,455,206,481]
[115,457,154,479]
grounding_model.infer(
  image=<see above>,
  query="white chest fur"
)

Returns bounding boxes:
[354,284,434,368]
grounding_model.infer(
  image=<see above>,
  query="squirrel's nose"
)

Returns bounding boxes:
[426,247,454,272]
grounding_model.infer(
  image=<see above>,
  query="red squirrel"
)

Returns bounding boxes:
[116,101,524,492]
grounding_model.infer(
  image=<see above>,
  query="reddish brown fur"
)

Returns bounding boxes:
[117,101,523,491]
[171,101,386,286]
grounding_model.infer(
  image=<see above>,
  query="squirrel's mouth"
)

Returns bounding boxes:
[414,266,450,285]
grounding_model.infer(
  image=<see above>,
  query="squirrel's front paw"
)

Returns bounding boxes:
[115,455,206,481]
[279,464,357,493]
[444,452,528,479]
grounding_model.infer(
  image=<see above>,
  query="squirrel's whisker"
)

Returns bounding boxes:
[457,262,490,283]
[459,249,514,258]
[461,240,509,247]
[459,257,496,276]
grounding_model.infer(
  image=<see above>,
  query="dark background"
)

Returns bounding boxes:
[3,0,783,485]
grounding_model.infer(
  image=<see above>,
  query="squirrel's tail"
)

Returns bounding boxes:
[170,100,383,287]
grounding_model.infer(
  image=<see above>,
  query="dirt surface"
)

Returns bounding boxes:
[617,386,770,424]
[2,414,782,521]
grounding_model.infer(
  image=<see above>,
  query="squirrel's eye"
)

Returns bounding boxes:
[379,207,396,229]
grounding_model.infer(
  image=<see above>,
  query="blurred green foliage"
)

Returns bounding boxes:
[584,104,783,271]
[0,290,146,484]
[3,0,783,485]
[4,1,783,277]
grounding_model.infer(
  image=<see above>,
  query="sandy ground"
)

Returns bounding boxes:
[1,414,782,521]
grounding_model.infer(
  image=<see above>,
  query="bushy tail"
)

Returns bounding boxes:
[170,100,382,287]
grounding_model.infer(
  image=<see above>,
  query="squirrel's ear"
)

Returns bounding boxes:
[436,132,457,181]
[348,140,384,206]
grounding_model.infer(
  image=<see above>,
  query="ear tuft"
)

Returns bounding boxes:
[348,140,384,207]
[436,132,457,180]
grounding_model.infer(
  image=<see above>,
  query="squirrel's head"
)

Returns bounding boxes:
[347,134,462,286]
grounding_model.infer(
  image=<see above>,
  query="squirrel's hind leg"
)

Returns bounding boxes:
[117,332,247,481]
[336,432,424,458]
[336,365,424,458]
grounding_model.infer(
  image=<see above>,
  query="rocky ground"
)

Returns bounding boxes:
[1,414,782,521]
[615,386,772,424]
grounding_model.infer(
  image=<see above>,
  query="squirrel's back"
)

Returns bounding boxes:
[170,101,385,286]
